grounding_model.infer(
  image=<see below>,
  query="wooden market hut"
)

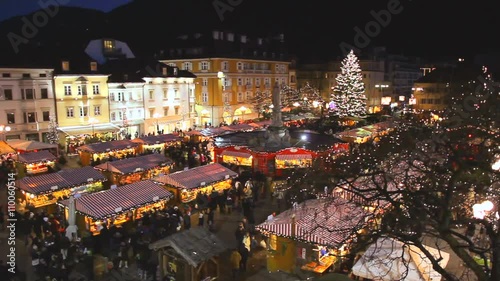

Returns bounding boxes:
[131,134,182,153]
[16,150,58,176]
[216,145,254,167]
[16,166,107,212]
[149,227,228,281]
[94,153,173,186]
[152,163,238,204]
[77,140,139,166]
[58,180,173,235]
[274,148,315,175]
[182,130,204,143]
[255,197,369,274]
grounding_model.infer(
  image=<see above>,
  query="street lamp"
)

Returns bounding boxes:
[0,125,11,141]
[153,113,160,134]
[240,106,247,121]
[88,118,98,136]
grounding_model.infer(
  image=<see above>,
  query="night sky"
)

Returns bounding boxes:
[0,0,497,59]
[0,0,132,22]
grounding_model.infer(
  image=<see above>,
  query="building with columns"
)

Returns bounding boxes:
[0,67,56,141]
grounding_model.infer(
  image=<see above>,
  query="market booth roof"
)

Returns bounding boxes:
[17,150,57,164]
[0,141,15,155]
[59,180,173,220]
[275,148,313,161]
[256,197,369,247]
[149,227,228,267]
[17,166,107,195]
[352,237,450,281]
[94,153,173,174]
[77,140,139,153]
[131,134,182,145]
[153,163,238,190]
[6,139,58,152]
[220,147,253,158]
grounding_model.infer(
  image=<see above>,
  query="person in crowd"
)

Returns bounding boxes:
[119,241,130,268]
[207,208,215,231]
[230,248,242,280]
[198,210,204,227]
[183,210,191,230]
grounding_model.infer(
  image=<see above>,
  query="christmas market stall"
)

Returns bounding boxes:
[77,140,139,166]
[6,139,59,155]
[149,227,228,281]
[153,163,238,204]
[16,150,57,175]
[0,140,15,158]
[132,134,182,154]
[255,197,369,275]
[275,148,314,175]
[182,130,204,143]
[58,180,173,235]
[94,153,174,186]
[16,166,107,212]
[216,146,254,167]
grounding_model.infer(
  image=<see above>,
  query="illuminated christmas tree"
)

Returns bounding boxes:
[46,116,59,144]
[331,50,367,118]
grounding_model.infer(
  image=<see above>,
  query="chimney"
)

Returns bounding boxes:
[90,62,97,72]
[162,67,167,76]
[62,61,70,71]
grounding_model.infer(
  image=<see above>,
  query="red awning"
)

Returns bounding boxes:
[275,154,312,161]
[221,150,253,158]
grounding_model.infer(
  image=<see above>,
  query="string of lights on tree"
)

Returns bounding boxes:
[330,50,367,118]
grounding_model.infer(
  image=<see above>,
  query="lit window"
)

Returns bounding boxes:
[93,84,100,94]
[66,107,74,118]
[94,106,101,116]
[64,85,72,96]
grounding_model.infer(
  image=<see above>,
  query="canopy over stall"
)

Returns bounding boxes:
[256,197,368,247]
[94,153,173,185]
[77,139,139,166]
[219,146,254,167]
[352,237,450,281]
[153,163,238,203]
[150,227,228,281]
[275,148,314,169]
[0,140,15,156]
[58,180,173,234]
[16,166,107,209]
[7,139,58,153]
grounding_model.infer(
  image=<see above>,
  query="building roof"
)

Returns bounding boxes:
[256,197,369,247]
[102,58,196,83]
[149,227,228,267]
[131,134,182,145]
[153,163,238,190]
[59,180,172,220]
[6,140,58,152]
[94,153,173,174]
[17,166,106,195]
[77,140,138,154]
[16,150,57,164]
[414,63,483,83]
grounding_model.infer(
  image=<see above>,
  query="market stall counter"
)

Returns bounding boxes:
[94,153,173,186]
[216,146,254,167]
[131,134,182,154]
[16,166,107,212]
[152,163,238,204]
[76,140,139,166]
[16,150,58,176]
[58,180,173,235]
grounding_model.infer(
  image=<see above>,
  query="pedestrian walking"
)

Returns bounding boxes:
[198,210,204,227]
[183,210,191,230]
[118,242,129,268]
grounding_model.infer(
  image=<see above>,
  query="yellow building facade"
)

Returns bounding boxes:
[161,58,290,126]
[54,68,114,142]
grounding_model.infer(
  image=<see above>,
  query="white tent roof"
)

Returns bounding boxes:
[352,237,450,281]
